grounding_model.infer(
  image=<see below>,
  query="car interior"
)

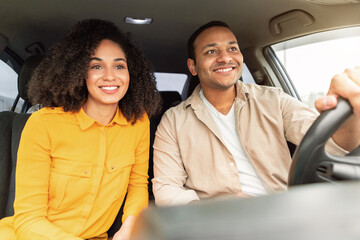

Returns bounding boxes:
[1,0,360,239]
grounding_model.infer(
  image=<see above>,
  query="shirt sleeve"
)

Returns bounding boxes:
[122,115,150,222]
[280,91,347,155]
[152,110,200,206]
[13,113,82,240]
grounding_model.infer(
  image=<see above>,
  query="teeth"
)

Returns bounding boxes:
[100,86,118,90]
[215,67,233,72]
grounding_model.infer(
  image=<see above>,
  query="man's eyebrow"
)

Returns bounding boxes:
[201,41,239,51]
[201,43,217,51]
[90,57,127,62]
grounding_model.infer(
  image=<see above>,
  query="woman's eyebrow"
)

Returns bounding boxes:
[90,57,127,62]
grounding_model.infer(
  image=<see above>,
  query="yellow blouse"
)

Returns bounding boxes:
[11,107,149,239]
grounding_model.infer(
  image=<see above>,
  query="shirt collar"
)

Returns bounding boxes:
[76,107,129,130]
[184,80,249,110]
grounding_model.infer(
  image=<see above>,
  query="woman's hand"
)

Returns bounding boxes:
[112,215,136,240]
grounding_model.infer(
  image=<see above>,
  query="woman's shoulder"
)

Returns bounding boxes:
[31,107,74,120]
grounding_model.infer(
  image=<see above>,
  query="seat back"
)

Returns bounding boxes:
[0,112,30,217]
[0,55,42,218]
[6,113,31,216]
[0,111,16,218]
[11,55,43,113]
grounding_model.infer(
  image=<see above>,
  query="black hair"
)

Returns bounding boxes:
[187,21,230,61]
[28,19,161,124]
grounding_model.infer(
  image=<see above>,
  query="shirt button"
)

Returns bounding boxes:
[111,166,114,169]
[84,171,87,174]
[230,162,234,167]
[52,165,55,168]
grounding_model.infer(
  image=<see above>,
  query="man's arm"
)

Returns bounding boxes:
[315,67,360,151]
[152,111,200,206]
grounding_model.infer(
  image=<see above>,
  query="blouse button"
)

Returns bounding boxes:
[84,171,87,174]
[111,166,114,169]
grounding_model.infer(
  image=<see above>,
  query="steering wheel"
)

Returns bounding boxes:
[288,98,360,186]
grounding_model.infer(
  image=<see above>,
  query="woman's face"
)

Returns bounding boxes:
[85,39,130,110]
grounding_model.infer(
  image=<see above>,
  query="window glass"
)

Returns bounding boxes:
[0,59,22,112]
[242,63,256,84]
[155,72,188,96]
[272,26,360,109]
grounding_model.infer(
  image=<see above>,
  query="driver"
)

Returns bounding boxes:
[152,21,360,205]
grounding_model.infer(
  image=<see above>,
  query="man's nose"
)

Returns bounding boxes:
[217,50,232,63]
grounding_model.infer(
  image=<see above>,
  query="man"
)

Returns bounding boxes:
[152,21,360,206]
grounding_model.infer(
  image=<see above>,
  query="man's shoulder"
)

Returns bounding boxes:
[243,82,283,96]
[162,101,188,118]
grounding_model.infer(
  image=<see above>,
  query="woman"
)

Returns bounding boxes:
[0,19,160,239]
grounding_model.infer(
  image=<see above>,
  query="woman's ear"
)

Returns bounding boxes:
[187,58,197,76]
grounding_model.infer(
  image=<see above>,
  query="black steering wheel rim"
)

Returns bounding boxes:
[288,98,360,186]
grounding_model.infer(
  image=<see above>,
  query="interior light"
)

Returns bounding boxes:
[124,17,152,25]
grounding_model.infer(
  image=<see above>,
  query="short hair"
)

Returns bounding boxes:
[28,19,161,124]
[187,21,230,61]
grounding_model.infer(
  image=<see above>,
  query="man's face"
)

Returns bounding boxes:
[188,26,243,92]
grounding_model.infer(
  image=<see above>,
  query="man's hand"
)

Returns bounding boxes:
[315,66,360,151]
[112,216,136,240]
[315,66,360,116]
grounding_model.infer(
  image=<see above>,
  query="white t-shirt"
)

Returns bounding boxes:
[200,90,267,196]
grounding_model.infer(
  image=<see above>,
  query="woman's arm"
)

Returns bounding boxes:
[122,116,150,222]
[13,113,82,240]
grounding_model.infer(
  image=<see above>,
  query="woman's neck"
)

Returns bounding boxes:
[82,102,118,125]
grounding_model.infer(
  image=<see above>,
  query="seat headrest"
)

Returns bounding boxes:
[17,55,43,101]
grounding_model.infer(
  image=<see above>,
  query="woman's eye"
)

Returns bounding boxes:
[91,65,102,70]
[115,65,125,69]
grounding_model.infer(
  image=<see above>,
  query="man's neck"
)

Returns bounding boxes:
[202,86,236,115]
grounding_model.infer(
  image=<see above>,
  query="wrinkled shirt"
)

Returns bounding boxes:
[12,107,149,239]
[153,81,345,206]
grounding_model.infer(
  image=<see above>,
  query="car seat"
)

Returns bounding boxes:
[0,55,42,218]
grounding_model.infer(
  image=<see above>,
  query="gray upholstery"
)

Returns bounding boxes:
[17,55,43,102]
[0,55,42,218]
[0,111,16,218]
[6,114,30,217]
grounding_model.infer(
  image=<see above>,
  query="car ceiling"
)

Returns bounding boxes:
[1,0,360,74]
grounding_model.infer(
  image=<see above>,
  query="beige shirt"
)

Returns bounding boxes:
[152,81,345,206]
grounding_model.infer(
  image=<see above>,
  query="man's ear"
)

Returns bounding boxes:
[187,58,197,76]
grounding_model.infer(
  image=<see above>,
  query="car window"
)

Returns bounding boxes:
[155,72,187,95]
[271,26,360,109]
[0,54,22,112]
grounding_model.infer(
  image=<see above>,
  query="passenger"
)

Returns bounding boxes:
[152,21,360,205]
[0,19,160,239]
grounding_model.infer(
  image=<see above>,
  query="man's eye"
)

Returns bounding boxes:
[206,49,216,55]
[229,47,238,52]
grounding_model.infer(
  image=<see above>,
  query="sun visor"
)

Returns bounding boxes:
[0,33,8,53]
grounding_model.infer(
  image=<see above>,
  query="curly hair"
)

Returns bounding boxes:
[28,19,161,124]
